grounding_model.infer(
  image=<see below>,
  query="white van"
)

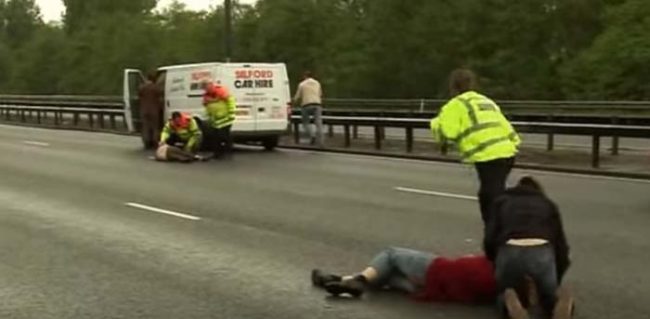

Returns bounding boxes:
[123,62,292,150]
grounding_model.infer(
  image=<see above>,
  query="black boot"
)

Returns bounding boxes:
[324,275,366,298]
[311,269,342,288]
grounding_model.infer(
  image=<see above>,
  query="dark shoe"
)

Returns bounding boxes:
[504,288,530,319]
[311,269,341,288]
[553,285,575,319]
[324,276,365,298]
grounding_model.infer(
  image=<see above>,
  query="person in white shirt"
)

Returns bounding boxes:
[293,71,323,146]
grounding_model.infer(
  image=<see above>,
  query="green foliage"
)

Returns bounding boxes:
[0,0,647,99]
[561,0,650,99]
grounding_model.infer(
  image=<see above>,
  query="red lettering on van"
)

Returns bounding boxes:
[235,70,274,79]
[191,71,213,81]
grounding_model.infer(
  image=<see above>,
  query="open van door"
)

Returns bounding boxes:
[123,69,144,133]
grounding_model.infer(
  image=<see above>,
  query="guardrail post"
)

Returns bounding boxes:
[547,115,554,151]
[611,117,619,156]
[20,109,26,122]
[592,135,601,168]
[73,112,80,125]
[110,114,117,129]
[353,125,359,139]
[406,127,414,153]
[99,113,105,129]
[37,110,41,124]
[54,111,60,126]
[374,126,382,150]
[6,108,11,120]
[293,121,300,144]
[88,113,94,128]
[344,124,351,148]
[440,142,448,155]
[328,124,334,138]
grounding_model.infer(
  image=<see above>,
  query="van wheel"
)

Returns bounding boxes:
[263,136,279,151]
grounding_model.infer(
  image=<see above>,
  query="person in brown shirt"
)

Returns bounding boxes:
[138,71,164,149]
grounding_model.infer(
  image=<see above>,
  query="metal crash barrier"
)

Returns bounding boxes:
[0,95,125,131]
[290,116,650,169]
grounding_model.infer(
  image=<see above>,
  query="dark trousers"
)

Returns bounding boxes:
[207,125,233,157]
[141,114,162,149]
[475,157,515,224]
[495,244,558,317]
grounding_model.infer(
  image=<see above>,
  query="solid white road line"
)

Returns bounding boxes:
[125,202,202,221]
[394,186,478,201]
[23,141,50,147]
[283,149,650,185]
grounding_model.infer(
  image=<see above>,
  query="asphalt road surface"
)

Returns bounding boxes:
[0,124,648,319]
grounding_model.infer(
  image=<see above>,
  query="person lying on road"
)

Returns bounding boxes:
[312,247,496,303]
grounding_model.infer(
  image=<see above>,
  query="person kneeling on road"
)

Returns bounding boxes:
[483,176,573,319]
[312,247,496,303]
[157,111,203,162]
[203,83,236,159]
[160,111,202,153]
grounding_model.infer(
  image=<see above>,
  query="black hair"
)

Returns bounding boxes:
[517,175,544,193]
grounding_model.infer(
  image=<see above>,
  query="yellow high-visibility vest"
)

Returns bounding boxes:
[430,91,520,163]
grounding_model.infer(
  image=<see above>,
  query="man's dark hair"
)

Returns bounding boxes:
[303,70,313,79]
[517,176,544,193]
[147,71,158,82]
[171,111,182,119]
[448,68,477,96]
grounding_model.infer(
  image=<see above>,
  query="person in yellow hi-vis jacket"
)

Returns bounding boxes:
[159,111,202,153]
[203,83,236,159]
[430,69,521,224]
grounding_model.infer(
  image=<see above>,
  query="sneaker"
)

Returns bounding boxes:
[553,285,575,319]
[504,288,530,319]
[324,276,366,298]
[311,269,342,288]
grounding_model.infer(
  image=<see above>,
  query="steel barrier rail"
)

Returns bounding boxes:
[290,116,650,168]
[0,95,122,103]
[0,96,123,109]
[0,104,125,130]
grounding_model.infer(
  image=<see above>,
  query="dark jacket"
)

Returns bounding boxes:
[483,185,570,281]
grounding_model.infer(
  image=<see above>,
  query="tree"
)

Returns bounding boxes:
[561,0,650,99]
[0,0,42,48]
[63,0,157,33]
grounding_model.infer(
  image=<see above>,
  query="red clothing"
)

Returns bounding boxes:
[203,83,230,105]
[415,255,496,303]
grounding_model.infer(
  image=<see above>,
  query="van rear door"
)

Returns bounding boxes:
[217,64,257,132]
[123,69,144,133]
[219,64,290,133]
[249,64,290,133]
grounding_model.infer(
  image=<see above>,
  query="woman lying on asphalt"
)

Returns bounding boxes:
[311,247,497,303]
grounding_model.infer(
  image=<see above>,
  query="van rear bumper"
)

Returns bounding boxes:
[232,129,287,140]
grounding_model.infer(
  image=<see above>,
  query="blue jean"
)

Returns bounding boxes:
[300,104,323,145]
[368,247,436,293]
[495,244,558,316]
